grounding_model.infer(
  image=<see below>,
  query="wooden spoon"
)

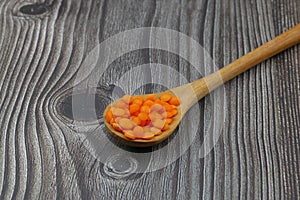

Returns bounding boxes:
[104,23,300,147]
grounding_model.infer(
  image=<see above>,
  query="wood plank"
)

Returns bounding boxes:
[0,0,299,199]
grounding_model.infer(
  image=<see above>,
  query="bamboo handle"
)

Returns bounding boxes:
[191,23,300,100]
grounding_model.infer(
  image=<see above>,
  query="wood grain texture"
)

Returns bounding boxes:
[0,0,299,199]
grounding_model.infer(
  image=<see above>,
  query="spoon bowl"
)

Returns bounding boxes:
[103,91,184,147]
[104,23,300,147]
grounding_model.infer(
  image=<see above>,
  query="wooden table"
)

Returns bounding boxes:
[0,0,299,199]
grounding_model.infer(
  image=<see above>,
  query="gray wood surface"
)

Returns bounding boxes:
[0,0,299,199]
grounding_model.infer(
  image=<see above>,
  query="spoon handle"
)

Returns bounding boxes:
[191,23,300,100]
